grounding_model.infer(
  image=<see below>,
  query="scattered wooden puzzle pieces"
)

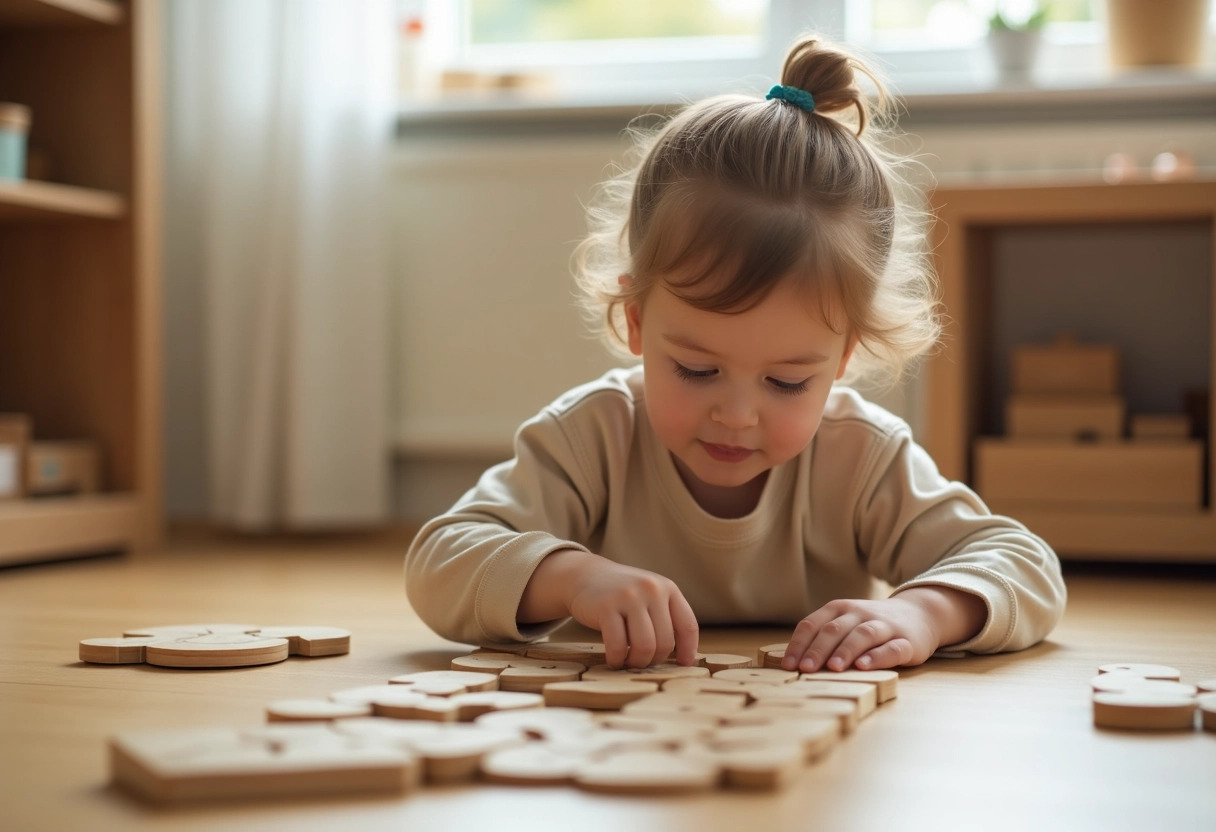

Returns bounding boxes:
[1091,662,1216,732]
[109,640,900,802]
[80,624,350,668]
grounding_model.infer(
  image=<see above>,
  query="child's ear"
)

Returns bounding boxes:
[620,275,644,357]
[835,333,859,381]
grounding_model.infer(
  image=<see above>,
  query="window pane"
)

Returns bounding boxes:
[862,0,1096,44]
[468,0,769,45]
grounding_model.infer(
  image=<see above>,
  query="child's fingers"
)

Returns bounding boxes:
[600,614,629,669]
[650,602,676,666]
[855,638,914,670]
[782,606,836,670]
[798,612,862,672]
[669,593,700,666]
[623,608,658,668]
[825,619,893,671]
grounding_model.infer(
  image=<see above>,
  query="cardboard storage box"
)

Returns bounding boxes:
[0,413,32,500]
[974,438,1203,509]
[1006,395,1125,440]
[25,441,101,496]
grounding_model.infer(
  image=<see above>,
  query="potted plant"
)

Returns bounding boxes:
[986,2,1048,80]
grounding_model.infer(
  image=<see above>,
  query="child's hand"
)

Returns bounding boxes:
[564,556,700,669]
[781,587,986,673]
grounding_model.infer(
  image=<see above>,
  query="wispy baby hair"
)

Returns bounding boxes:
[573,35,940,386]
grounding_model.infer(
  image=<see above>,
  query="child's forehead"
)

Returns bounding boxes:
[649,280,848,347]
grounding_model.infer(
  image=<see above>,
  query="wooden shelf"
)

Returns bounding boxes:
[0,493,140,565]
[926,180,1216,561]
[0,179,125,221]
[0,0,123,27]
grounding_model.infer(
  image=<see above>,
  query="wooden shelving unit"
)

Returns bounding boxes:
[0,0,161,566]
[926,179,1216,562]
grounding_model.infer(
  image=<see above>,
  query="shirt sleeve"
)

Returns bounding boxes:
[403,407,607,647]
[852,426,1067,653]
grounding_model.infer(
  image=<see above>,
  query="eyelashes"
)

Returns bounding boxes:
[672,361,809,396]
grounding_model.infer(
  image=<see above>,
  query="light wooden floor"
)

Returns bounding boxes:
[1,532,1214,832]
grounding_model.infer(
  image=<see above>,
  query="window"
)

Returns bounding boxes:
[396,0,1216,104]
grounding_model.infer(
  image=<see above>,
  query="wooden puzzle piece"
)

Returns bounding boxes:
[542,680,659,710]
[707,718,839,763]
[1196,678,1216,693]
[474,706,595,740]
[749,680,877,718]
[799,670,899,703]
[758,643,788,668]
[252,626,351,657]
[266,699,373,722]
[109,725,418,803]
[1092,692,1197,730]
[448,691,545,721]
[480,744,584,786]
[473,643,532,656]
[711,743,804,790]
[124,624,262,637]
[329,717,448,746]
[1097,663,1182,681]
[699,654,754,673]
[524,642,608,666]
[407,724,525,783]
[82,623,350,669]
[1089,674,1198,697]
[389,670,499,695]
[713,667,798,685]
[581,663,710,684]
[79,636,161,664]
[1199,693,1216,732]
[746,696,860,734]
[592,715,715,744]
[330,686,459,722]
[621,693,747,721]
[662,677,767,700]
[451,653,584,692]
[144,634,290,669]
[575,749,720,795]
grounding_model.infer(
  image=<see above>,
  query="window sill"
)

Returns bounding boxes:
[396,66,1216,135]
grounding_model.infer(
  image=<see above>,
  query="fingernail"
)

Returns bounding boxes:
[800,659,816,672]
[829,657,843,671]
[857,656,871,668]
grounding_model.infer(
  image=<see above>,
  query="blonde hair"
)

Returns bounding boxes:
[573,35,940,387]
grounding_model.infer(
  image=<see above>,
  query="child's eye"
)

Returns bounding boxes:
[673,362,716,382]
[768,377,810,395]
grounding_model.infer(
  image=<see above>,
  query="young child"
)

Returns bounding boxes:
[405,35,1066,673]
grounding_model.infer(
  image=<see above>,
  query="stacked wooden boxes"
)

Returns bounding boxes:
[974,335,1204,511]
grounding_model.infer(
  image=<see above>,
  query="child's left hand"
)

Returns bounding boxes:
[781,587,986,673]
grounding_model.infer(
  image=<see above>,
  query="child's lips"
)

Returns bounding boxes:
[700,441,755,463]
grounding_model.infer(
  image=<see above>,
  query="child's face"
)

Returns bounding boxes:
[625,278,856,499]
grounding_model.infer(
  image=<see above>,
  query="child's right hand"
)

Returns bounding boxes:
[520,548,699,669]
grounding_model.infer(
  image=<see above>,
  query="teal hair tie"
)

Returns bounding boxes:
[766,84,816,113]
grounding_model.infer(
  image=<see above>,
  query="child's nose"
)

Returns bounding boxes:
[711,388,759,429]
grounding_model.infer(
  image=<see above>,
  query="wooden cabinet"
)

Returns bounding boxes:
[0,0,161,565]
[926,179,1216,561]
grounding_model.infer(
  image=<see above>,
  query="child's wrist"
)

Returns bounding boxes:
[892,586,986,649]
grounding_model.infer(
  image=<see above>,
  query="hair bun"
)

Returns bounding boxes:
[779,36,888,136]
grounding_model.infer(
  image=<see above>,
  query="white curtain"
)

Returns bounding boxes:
[167,0,395,530]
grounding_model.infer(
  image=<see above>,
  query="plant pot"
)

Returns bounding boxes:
[987,29,1042,79]
[1107,0,1211,68]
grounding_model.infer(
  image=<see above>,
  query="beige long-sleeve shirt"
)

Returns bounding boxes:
[405,367,1066,652]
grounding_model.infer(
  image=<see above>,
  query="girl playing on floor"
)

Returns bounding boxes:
[405,35,1066,671]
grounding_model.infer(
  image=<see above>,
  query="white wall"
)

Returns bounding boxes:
[388,115,1216,522]
[164,102,1216,522]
